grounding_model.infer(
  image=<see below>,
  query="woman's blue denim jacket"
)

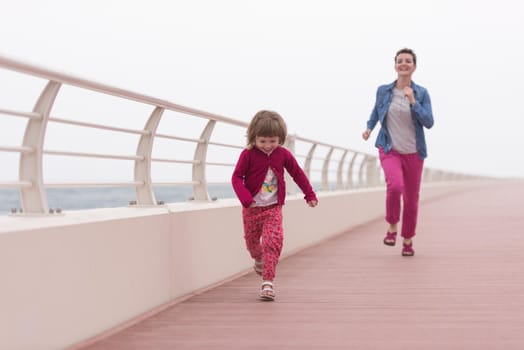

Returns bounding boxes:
[366,80,434,159]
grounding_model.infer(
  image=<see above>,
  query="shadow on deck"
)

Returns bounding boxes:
[76,181,524,350]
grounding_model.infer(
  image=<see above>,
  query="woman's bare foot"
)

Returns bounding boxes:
[388,223,398,233]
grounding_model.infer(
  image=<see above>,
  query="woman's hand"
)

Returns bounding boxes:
[362,129,371,141]
[403,86,416,105]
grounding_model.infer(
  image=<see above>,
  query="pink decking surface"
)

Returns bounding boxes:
[79,181,524,350]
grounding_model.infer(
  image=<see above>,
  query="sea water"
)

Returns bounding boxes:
[0,185,236,215]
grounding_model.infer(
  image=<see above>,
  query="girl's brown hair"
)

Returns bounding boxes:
[246,110,287,147]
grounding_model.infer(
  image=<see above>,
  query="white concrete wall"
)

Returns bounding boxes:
[0,182,487,350]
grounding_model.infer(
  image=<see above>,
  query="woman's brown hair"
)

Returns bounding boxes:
[395,48,417,65]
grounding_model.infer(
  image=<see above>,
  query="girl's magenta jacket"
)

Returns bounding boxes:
[231,146,318,208]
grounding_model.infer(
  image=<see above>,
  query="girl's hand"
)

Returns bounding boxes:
[307,200,318,208]
[362,129,371,141]
[249,202,257,208]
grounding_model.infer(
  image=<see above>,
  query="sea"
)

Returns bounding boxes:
[0,185,236,215]
[0,182,334,215]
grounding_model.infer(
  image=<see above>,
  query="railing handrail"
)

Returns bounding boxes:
[0,54,246,127]
[0,53,479,215]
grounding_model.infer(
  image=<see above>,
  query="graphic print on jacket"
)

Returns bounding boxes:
[253,168,278,206]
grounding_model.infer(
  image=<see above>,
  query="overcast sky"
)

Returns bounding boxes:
[1,0,523,178]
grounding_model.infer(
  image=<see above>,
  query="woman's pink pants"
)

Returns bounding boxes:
[379,148,424,239]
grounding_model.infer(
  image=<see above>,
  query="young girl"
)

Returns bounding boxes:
[232,110,318,301]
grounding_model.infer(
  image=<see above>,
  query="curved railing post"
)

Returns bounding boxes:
[359,155,370,187]
[19,81,61,214]
[337,150,348,190]
[304,143,317,180]
[366,156,380,186]
[134,107,163,205]
[346,152,358,189]
[284,135,297,194]
[321,147,334,191]
[192,120,216,201]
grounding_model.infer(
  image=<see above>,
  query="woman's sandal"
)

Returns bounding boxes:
[402,241,415,256]
[259,281,275,301]
[383,231,397,246]
[254,260,263,275]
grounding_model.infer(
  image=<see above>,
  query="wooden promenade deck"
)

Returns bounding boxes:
[79,181,524,350]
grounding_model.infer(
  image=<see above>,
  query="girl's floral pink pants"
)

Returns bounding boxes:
[242,204,283,281]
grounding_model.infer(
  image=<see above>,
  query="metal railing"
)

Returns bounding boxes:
[0,54,476,215]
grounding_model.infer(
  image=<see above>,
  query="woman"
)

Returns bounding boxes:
[362,48,434,256]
